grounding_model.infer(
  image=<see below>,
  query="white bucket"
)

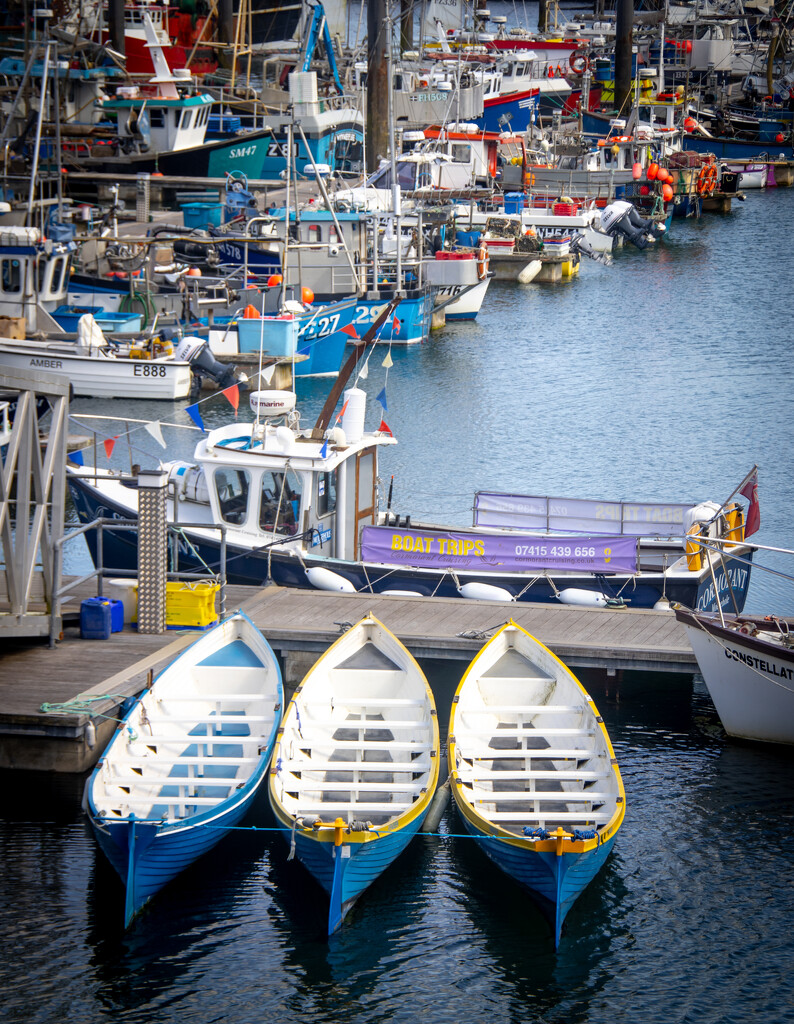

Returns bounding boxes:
[107,578,138,624]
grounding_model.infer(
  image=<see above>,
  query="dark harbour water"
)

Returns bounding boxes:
[4,190,794,1022]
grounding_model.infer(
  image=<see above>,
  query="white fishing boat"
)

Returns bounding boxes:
[676,606,794,746]
[65,320,758,611]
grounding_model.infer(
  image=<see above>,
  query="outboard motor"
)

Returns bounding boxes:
[174,334,238,390]
[600,201,666,250]
[569,232,612,266]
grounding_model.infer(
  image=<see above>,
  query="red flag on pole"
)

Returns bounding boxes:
[334,400,349,424]
[103,436,118,459]
[740,469,760,537]
[378,418,393,436]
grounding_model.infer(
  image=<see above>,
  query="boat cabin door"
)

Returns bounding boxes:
[334,448,376,560]
[352,449,376,558]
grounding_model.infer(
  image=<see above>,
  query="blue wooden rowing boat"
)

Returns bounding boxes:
[84,611,283,926]
[448,621,625,947]
[268,614,440,934]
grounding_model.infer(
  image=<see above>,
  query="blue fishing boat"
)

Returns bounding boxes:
[84,611,283,927]
[268,614,440,934]
[448,620,625,946]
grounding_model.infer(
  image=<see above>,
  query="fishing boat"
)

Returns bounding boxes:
[675,605,794,746]
[84,611,284,926]
[66,324,757,611]
[448,620,625,946]
[268,613,440,933]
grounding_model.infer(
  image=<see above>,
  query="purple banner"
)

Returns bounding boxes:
[360,527,638,574]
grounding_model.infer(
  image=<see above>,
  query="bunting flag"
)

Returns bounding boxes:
[259,364,275,386]
[378,419,393,436]
[341,324,359,339]
[739,469,761,537]
[319,438,329,458]
[376,387,388,411]
[144,420,167,449]
[103,436,118,459]
[297,344,312,356]
[359,360,369,379]
[68,449,84,466]
[382,351,393,369]
[185,403,205,432]
[334,399,349,424]
[222,384,240,417]
[392,316,400,335]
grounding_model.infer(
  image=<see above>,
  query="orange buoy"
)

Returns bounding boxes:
[632,162,642,179]
[243,304,260,318]
[684,117,697,131]
[301,286,314,304]
[656,167,668,182]
[647,162,659,180]
[186,267,202,277]
[662,183,674,201]
[776,132,785,143]
[267,274,283,287]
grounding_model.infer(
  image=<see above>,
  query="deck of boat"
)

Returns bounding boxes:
[0,582,695,772]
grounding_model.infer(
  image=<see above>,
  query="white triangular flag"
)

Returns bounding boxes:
[260,364,275,385]
[144,420,167,448]
[359,360,369,379]
[382,351,393,368]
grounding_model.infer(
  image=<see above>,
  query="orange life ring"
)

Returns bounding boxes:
[477,245,489,279]
[569,52,590,75]
[697,163,718,196]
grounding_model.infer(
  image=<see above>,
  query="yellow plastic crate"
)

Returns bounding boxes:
[166,581,219,629]
[133,581,219,630]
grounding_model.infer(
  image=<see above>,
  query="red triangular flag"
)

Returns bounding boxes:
[334,399,349,424]
[392,316,400,334]
[341,324,359,338]
[222,384,239,416]
[378,419,392,436]
[103,436,118,459]
[740,470,760,537]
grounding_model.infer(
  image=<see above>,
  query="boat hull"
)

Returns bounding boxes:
[458,813,616,943]
[0,345,191,399]
[66,474,753,612]
[677,610,794,745]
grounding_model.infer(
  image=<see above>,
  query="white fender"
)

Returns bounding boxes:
[380,589,423,597]
[458,581,516,602]
[653,597,673,611]
[517,260,542,284]
[305,566,356,593]
[557,588,608,607]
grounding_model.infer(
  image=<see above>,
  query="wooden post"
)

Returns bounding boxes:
[366,0,389,173]
[614,0,634,114]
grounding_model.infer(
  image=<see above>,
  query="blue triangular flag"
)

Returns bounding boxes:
[186,403,205,432]
[320,439,329,458]
[68,449,84,466]
[297,345,312,356]
[376,387,388,412]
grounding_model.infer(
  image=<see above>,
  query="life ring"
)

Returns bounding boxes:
[477,245,489,279]
[697,163,718,196]
[656,92,675,102]
[569,52,590,75]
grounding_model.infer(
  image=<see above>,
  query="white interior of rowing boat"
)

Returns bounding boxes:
[92,620,281,823]
[453,626,620,835]
[273,620,436,828]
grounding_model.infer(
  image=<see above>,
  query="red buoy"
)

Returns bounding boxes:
[647,162,659,180]
[632,162,642,179]
[662,183,674,202]
[267,274,283,287]
[301,286,315,304]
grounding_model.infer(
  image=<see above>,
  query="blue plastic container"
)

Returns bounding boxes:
[80,597,112,640]
[237,316,299,356]
[456,230,482,247]
[504,192,524,216]
[181,202,224,230]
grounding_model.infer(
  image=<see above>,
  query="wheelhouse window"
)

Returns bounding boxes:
[317,471,337,517]
[1,258,21,293]
[149,108,165,129]
[214,468,250,525]
[259,469,302,535]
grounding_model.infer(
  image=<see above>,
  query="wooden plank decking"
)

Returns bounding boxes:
[0,583,696,773]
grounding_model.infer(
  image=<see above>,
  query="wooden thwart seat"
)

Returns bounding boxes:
[463,704,586,715]
[116,755,261,767]
[485,810,612,823]
[282,759,430,773]
[104,775,237,789]
[465,748,600,760]
[460,768,605,782]
[471,789,612,803]
[296,781,424,793]
[294,800,412,814]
